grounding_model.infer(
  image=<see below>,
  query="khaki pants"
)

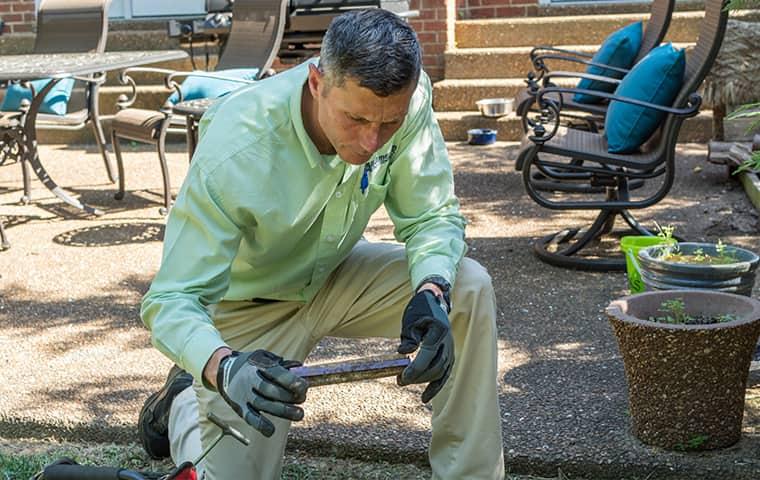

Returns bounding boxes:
[168,241,504,479]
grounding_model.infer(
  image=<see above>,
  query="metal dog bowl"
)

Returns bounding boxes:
[476,98,513,118]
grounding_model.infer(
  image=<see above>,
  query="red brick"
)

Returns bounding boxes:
[421,20,446,32]
[2,13,21,22]
[481,0,512,5]
[495,6,526,17]
[469,7,497,19]
[10,23,32,32]
[421,42,444,54]
[0,4,9,12]
[416,31,437,44]
[11,2,34,12]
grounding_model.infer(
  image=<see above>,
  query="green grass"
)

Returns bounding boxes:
[0,441,556,480]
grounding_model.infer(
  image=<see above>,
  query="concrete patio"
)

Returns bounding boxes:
[1,141,759,479]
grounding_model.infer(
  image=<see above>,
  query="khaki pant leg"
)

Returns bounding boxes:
[193,300,316,480]
[305,241,505,480]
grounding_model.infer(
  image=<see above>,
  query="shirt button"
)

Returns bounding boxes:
[326,235,336,242]
[335,191,343,198]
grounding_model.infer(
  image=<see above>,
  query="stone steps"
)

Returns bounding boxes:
[444,42,694,80]
[455,11,705,49]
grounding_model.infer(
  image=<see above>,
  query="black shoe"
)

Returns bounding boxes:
[138,365,193,459]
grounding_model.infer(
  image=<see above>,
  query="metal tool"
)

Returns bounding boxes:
[289,353,411,387]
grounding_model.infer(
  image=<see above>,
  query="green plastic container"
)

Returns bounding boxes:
[620,236,675,293]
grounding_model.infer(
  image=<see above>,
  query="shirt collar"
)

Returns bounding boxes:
[289,58,340,170]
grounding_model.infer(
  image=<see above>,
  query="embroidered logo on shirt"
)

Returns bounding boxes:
[361,144,397,196]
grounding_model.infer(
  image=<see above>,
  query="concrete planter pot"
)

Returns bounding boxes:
[638,242,760,296]
[607,290,760,450]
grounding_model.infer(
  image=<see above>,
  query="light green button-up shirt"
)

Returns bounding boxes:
[141,60,467,383]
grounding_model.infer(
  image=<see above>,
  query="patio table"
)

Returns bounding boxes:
[171,97,214,160]
[0,50,188,215]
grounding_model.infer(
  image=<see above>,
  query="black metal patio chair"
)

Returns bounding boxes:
[514,0,729,271]
[1,0,116,205]
[0,113,25,250]
[110,0,288,214]
[515,0,676,131]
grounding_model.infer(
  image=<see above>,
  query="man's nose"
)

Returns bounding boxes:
[359,124,381,154]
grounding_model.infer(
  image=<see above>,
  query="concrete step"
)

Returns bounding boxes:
[444,43,693,80]
[445,46,592,81]
[456,11,708,49]
[432,78,577,112]
[435,110,713,142]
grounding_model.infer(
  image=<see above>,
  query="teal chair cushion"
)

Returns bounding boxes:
[1,78,76,116]
[605,43,686,154]
[167,68,259,104]
[574,22,643,104]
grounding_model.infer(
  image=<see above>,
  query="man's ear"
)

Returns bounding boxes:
[307,64,323,98]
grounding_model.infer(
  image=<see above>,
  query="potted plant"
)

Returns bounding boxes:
[607,290,760,450]
[637,241,760,296]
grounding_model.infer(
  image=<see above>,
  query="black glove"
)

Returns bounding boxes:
[397,290,455,403]
[217,349,308,437]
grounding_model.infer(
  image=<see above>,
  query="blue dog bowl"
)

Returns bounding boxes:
[467,128,497,145]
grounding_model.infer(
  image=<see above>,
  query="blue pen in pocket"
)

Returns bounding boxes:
[360,162,371,196]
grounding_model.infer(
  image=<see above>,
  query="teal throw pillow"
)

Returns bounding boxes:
[605,43,685,154]
[167,68,259,104]
[1,78,76,116]
[574,22,643,104]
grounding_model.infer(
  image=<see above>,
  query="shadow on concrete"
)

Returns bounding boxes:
[53,222,165,247]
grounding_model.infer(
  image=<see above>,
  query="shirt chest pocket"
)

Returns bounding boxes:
[355,163,390,212]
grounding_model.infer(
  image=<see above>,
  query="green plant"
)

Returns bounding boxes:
[654,222,675,242]
[661,239,738,265]
[724,0,760,11]
[725,0,760,175]
[674,434,710,451]
[727,102,760,175]
[651,298,693,324]
[649,298,738,325]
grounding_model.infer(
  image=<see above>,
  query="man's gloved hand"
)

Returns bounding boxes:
[397,290,455,403]
[217,349,308,437]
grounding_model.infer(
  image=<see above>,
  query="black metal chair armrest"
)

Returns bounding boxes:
[530,45,594,61]
[542,70,623,87]
[532,53,631,77]
[538,87,702,117]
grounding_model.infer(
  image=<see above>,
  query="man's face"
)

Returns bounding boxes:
[308,65,415,165]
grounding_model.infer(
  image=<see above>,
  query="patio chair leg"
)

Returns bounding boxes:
[111,129,126,201]
[91,119,118,184]
[0,217,9,250]
[19,155,31,205]
[156,133,172,216]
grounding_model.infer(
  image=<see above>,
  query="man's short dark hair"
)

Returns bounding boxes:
[319,9,422,97]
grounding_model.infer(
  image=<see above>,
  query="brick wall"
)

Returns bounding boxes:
[0,0,35,34]
[456,0,539,19]
[408,0,452,82]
